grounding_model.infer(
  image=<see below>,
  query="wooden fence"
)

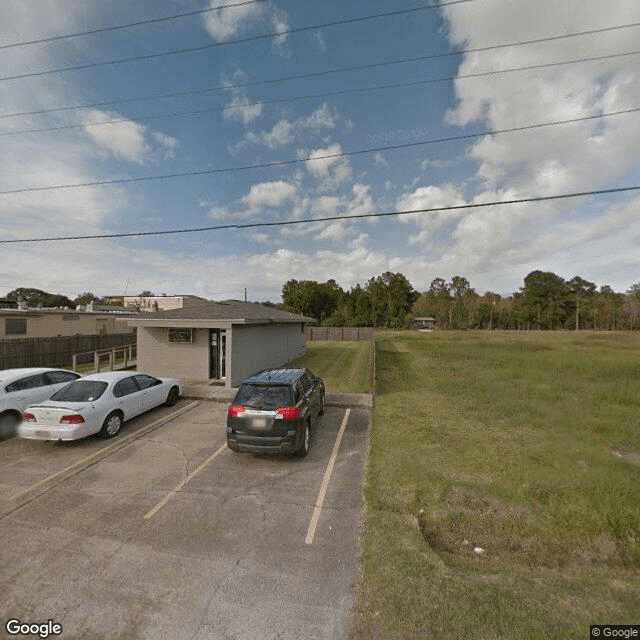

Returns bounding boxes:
[307,327,374,341]
[0,333,137,370]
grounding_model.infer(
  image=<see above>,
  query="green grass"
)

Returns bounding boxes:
[352,331,640,640]
[287,340,372,394]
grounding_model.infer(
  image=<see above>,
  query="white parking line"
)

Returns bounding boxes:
[11,401,200,501]
[305,408,350,545]
[144,441,228,520]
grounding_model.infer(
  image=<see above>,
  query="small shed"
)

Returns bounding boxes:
[412,317,436,330]
[127,300,311,387]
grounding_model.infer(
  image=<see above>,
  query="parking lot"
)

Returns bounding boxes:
[0,397,370,640]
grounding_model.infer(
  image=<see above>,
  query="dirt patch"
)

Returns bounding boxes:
[443,485,528,518]
[616,449,640,466]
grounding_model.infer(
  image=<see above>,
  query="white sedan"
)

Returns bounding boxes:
[18,371,182,441]
[0,367,81,438]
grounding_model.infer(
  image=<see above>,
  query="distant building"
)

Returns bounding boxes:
[412,317,436,330]
[0,298,18,310]
[123,294,207,313]
[0,308,136,338]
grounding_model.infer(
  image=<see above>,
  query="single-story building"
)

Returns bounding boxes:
[0,308,136,339]
[127,300,312,387]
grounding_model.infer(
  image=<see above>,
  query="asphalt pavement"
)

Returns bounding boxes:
[0,389,371,640]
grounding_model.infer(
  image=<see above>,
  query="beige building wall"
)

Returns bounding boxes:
[230,323,306,386]
[136,326,210,380]
[0,312,134,339]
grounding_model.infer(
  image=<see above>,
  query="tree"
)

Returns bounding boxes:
[6,287,75,309]
[364,272,419,328]
[566,276,596,329]
[74,292,99,306]
[519,271,568,329]
[281,279,344,322]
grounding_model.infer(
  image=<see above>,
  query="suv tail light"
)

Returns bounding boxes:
[60,415,85,424]
[275,406,300,420]
[23,412,36,422]
[228,405,245,417]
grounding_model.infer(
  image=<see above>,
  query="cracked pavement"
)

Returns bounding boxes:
[0,399,370,640]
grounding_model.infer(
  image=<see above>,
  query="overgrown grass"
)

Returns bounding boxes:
[288,340,372,394]
[352,331,640,639]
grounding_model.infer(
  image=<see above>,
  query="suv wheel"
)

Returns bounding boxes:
[296,420,310,457]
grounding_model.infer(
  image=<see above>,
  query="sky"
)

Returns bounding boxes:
[0,0,639,303]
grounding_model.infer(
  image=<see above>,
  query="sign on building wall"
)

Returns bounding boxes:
[167,328,193,343]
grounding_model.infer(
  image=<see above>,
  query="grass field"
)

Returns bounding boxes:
[288,340,372,394]
[351,331,640,639]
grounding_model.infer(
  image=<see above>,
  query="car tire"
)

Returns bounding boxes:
[319,392,325,416]
[100,411,123,439]
[165,386,180,407]
[0,411,20,439]
[296,420,310,457]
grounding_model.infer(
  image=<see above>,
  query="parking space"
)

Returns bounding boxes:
[0,398,370,640]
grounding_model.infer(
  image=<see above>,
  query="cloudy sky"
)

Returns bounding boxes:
[1,0,639,302]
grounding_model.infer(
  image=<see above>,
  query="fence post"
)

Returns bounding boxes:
[94,351,100,372]
[72,354,77,372]
[110,349,115,371]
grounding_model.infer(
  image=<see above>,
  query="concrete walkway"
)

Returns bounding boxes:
[182,384,373,409]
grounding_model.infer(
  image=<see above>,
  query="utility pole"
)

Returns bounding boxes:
[244,288,247,302]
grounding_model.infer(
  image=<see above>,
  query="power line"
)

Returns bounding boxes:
[1,19,638,121]
[3,50,639,138]
[1,107,638,195]
[0,0,474,83]
[1,185,638,243]
[0,1,267,50]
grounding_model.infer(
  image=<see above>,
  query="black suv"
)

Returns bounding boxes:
[226,368,325,456]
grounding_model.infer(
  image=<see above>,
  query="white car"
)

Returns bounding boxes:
[0,367,81,438]
[18,371,182,441]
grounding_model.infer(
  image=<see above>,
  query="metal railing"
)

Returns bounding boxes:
[71,344,137,373]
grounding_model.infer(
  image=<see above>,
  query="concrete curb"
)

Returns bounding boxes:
[182,387,373,409]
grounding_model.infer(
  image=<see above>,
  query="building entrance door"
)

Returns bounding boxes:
[209,329,227,380]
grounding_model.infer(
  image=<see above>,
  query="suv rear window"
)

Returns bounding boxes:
[234,384,294,410]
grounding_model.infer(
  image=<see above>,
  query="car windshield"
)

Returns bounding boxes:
[233,384,294,410]
[50,380,108,402]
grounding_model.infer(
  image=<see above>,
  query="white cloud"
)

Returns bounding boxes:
[391,0,640,281]
[81,109,150,164]
[373,152,387,166]
[442,0,640,194]
[396,184,467,246]
[221,68,263,126]
[312,30,326,52]
[270,6,292,58]
[243,104,341,149]
[202,0,266,41]
[203,1,291,57]
[305,143,352,190]
[240,180,297,212]
[152,132,180,159]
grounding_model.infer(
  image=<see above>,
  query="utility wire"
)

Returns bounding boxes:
[1,19,638,120]
[0,1,266,50]
[0,107,637,195]
[0,0,474,83]
[2,50,638,137]
[1,185,638,243]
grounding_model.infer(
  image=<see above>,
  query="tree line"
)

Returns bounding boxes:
[5,273,640,331]
[280,271,640,330]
